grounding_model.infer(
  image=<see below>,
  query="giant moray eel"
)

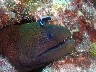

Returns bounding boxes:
[0,22,75,72]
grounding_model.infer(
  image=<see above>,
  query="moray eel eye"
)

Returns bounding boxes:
[47,32,53,40]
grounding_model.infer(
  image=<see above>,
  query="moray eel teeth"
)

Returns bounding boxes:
[39,36,72,56]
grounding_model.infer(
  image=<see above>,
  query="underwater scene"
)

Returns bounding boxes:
[0,0,96,72]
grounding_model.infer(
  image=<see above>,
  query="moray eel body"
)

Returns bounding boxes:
[0,22,75,72]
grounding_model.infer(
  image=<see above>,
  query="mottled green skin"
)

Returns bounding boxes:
[0,22,75,72]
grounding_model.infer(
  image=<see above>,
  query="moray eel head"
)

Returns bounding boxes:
[0,22,75,71]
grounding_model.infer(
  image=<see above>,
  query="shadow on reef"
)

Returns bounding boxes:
[14,16,35,25]
[27,66,45,72]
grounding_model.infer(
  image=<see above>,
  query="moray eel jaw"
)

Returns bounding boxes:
[28,38,75,69]
[0,22,75,71]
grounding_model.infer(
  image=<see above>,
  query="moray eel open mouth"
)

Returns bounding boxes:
[39,36,72,56]
[0,22,75,72]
